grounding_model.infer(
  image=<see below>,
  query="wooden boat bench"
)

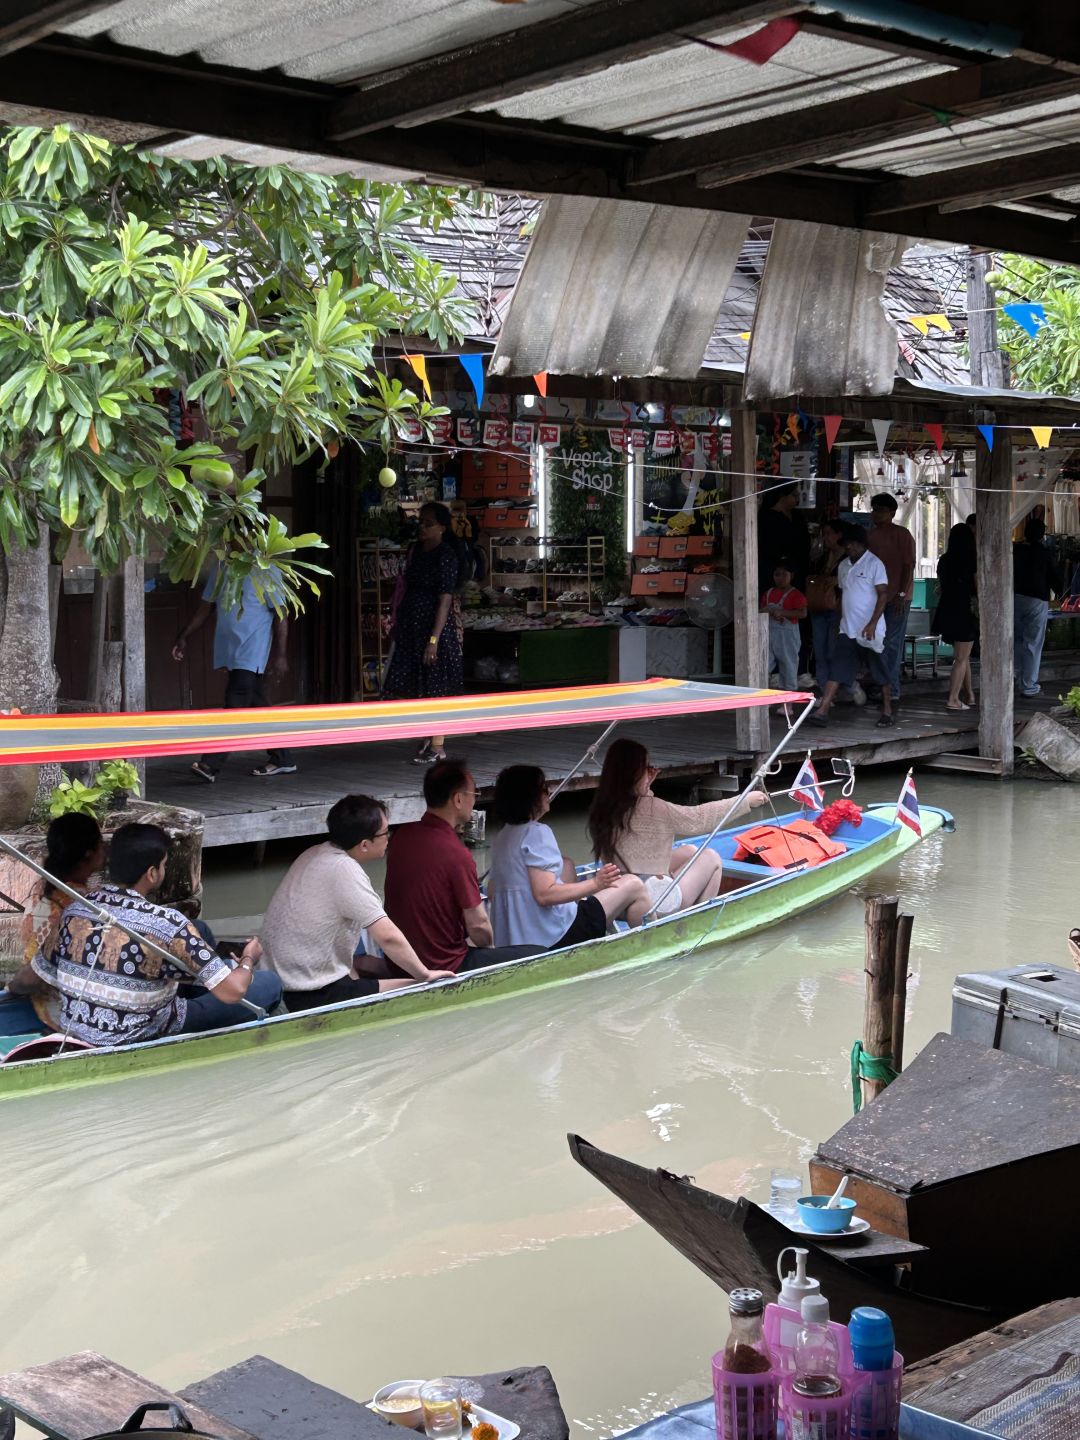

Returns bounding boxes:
[0,1351,570,1440]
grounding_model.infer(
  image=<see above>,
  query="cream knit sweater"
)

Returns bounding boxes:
[601,791,757,876]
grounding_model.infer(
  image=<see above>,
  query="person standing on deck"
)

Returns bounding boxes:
[760,560,807,693]
[865,493,916,708]
[171,566,295,783]
[811,525,893,729]
[1013,517,1063,697]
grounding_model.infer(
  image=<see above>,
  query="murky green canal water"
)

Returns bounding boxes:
[2,775,1075,1436]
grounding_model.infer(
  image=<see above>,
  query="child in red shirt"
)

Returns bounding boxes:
[760,561,807,692]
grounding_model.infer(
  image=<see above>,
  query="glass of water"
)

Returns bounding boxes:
[421,1379,463,1440]
[769,1170,803,1219]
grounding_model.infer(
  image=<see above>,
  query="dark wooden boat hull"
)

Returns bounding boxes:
[567,1134,1001,1364]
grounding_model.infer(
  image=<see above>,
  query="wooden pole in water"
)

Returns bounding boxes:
[862,894,899,1108]
[892,912,913,1075]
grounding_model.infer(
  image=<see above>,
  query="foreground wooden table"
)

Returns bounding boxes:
[0,1351,569,1440]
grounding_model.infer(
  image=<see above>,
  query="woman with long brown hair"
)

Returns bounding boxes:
[587,739,765,915]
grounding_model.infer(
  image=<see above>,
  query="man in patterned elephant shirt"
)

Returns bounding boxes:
[33,823,280,1046]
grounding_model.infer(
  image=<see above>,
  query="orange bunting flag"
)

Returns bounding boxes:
[404,354,432,401]
[823,415,843,453]
[533,372,548,398]
[1031,426,1054,449]
[925,422,944,453]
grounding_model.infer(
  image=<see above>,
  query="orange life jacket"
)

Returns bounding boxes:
[732,820,847,870]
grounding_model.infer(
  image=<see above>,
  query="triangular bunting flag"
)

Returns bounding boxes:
[871,418,891,455]
[823,415,843,453]
[977,424,995,452]
[1003,302,1048,338]
[1031,426,1054,449]
[404,354,431,401]
[458,353,485,408]
[533,372,548,398]
[719,15,801,64]
[925,422,944,453]
[908,313,953,337]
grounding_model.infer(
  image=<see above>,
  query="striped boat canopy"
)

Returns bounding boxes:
[0,680,810,767]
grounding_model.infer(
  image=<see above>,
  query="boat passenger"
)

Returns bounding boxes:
[254,795,456,1011]
[384,759,543,974]
[30,823,282,1046]
[488,766,650,949]
[587,740,766,916]
[0,814,105,1037]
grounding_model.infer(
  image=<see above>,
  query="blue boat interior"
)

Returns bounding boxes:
[575,807,898,890]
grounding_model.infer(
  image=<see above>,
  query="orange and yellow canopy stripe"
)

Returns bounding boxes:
[0,679,809,767]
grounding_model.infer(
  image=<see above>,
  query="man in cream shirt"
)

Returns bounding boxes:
[252,794,454,1011]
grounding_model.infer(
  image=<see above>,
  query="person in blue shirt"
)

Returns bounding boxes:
[172,568,295,782]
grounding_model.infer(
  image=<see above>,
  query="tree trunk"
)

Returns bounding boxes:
[0,535,58,714]
[0,535,61,806]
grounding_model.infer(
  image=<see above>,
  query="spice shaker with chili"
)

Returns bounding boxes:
[712,1287,778,1440]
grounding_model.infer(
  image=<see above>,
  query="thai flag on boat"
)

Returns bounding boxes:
[896,769,922,837]
[792,753,824,811]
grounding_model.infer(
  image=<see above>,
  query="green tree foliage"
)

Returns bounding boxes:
[987,254,1080,397]
[0,125,476,615]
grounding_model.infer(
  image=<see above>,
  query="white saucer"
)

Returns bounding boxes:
[764,1206,871,1240]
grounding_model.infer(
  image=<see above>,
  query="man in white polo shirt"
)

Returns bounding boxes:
[252,795,455,1011]
[810,524,892,729]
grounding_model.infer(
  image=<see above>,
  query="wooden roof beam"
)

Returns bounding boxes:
[0,1,117,57]
[629,59,1080,187]
[326,0,805,141]
[866,144,1080,216]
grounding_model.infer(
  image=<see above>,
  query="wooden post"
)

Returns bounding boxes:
[976,426,1014,773]
[892,911,913,1075]
[87,573,123,714]
[862,893,899,1109]
[122,555,147,792]
[967,252,1006,389]
[730,407,769,753]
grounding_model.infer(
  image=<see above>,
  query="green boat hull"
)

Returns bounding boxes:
[0,806,945,1099]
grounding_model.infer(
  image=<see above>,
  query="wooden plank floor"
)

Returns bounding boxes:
[146,687,1055,848]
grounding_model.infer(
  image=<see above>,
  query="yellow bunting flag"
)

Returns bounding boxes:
[404,354,431,401]
[1031,426,1054,449]
[739,331,751,341]
[908,314,953,337]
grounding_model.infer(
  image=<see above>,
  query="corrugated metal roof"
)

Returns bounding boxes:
[489,196,749,379]
[484,33,946,140]
[62,0,599,81]
[745,221,910,401]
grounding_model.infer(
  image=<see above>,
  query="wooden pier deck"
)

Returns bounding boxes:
[146,687,1058,849]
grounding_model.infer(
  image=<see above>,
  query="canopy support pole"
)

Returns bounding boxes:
[643,696,816,921]
[547,719,619,803]
[731,407,770,753]
[0,835,267,1021]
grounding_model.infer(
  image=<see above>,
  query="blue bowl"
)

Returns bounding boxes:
[796,1195,857,1233]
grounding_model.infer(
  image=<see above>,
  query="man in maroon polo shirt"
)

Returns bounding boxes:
[384,759,542,974]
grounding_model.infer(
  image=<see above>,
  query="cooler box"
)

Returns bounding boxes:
[951,963,1080,1075]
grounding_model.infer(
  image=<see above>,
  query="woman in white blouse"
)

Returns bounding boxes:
[488,766,649,949]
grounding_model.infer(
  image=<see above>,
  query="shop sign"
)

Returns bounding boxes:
[538,423,561,447]
[456,418,477,446]
[512,421,535,449]
[555,447,618,496]
[483,418,509,448]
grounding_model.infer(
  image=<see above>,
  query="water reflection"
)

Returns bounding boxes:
[0,775,1076,1437]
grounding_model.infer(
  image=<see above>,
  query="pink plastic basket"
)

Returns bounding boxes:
[712,1353,779,1440]
[849,1355,904,1440]
[781,1377,852,1440]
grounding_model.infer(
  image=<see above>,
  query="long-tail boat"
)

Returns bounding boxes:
[0,680,950,1098]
